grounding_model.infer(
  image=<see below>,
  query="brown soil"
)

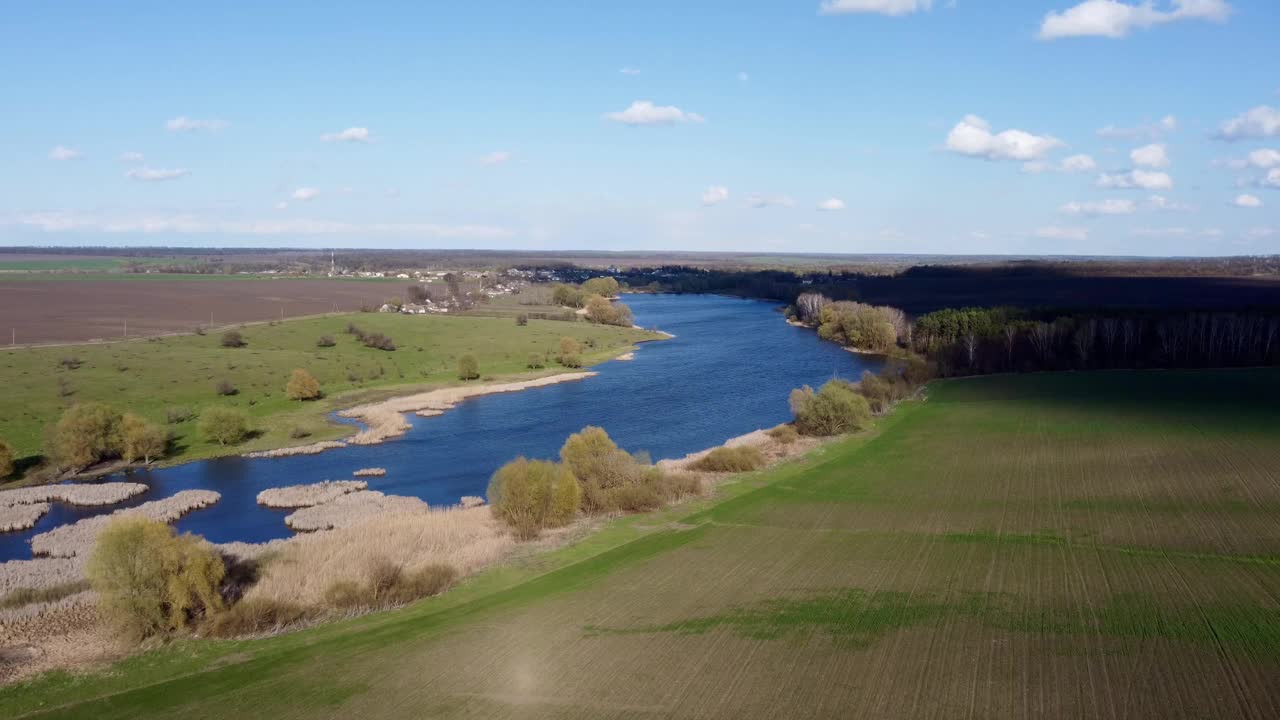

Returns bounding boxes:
[0,278,400,345]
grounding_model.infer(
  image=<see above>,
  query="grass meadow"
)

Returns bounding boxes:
[0,313,658,471]
[3,369,1279,718]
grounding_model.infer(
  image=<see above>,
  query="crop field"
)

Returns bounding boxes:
[3,369,1279,719]
[0,276,408,345]
[0,313,656,467]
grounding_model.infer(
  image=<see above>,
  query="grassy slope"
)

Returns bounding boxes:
[4,369,1280,718]
[0,313,658,472]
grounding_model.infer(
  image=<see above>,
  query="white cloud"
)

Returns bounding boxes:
[166,116,227,132]
[126,167,190,182]
[945,115,1063,162]
[1059,198,1137,216]
[275,202,288,210]
[479,151,512,166]
[1215,106,1280,141]
[1130,143,1170,168]
[1039,0,1232,41]
[1097,115,1177,139]
[292,187,320,201]
[119,151,145,164]
[619,67,641,76]
[1149,194,1192,211]
[1036,226,1090,241]
[320,127,372,143]
[48,146,82,161]
[1097,169,1174,190]
[605,100,705,126]
[819,0,932,16]
[1024,154,1097,174]
[817,198,847,211]
[1233,193,1263,208]
[5,211,515,239]
[747,194,795,209]
[1247,149,1280,168]
[701,186,730,206]
[1264,168,1280,188]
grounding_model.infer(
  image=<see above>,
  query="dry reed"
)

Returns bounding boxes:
[244,441,346,459]
[353,467,387,477]
[30,490,220,558]
[283,491,429,532]
[0,482,149,508]
[256,480,367,508]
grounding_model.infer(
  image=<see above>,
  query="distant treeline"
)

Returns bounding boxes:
[914,307,1280,376]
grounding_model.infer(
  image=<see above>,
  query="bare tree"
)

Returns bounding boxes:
[794,293,829,325]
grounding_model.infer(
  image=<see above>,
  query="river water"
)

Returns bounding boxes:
[1,294,880,561]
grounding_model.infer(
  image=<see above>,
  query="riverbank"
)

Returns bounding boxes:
[0,313,661,488]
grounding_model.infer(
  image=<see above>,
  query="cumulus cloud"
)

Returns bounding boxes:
[1036,226,1090,241]
[1246,149,1280,168]
[126,167,190,182]
[1039,0,1232,41]
[1059,198,1137,216]
[1097,115,1178,139]
[605,100,705,126]
[1097,169,1174,190]
[1130,143,1170,168]
[945,115,1063,162]
[166,116,227,132]
[479,151,512,166]
[1264,168,1280,188]
[1149,195,1192,211]
[119,151,145,163]
[48,146,82,161]
[292,187,320,201]
[5,211,515,239]
[747,193,795,209]
[1215,106,1280,141]
[320,127,372,143]
[1233,194,1263,208]
[817,198,847,211]
[1024,154,1098,174]
[819,0,932,15]
[701,186,730,206]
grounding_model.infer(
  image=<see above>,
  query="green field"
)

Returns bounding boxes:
[4,369,1280,718]
[0,313,658,471]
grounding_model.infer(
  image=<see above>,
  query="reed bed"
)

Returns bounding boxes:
[353,467,387,477]
[256,480,368,509]
[0,503,51,532]
[283,491,429,532]
[247,506,513,606]
[244,441,346,459]
[30,490,220,558]
[339,372,596,445]
[0,557,84,595]
[0,482,149,508]
[459,496,485,508]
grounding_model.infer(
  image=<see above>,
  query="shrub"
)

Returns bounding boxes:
[120,413,168,464]
[215,379,238,396]
[86,517,225,641]
[458,355,480,380]
[581,276,620,298]
[584,296,634,327]
[552,284,586,308]
[526,353,545,369]
[49,402,123,471]
[689,446,766,473]
[220,330,246,348]
[286,368,322,401]
[558,353,582,369]
[558,426,683,514]
[0,439,13,478]
[289,426,312,439]
[323,559,457,610]
[515,314,528,326]
[789,380,872,436]
[767,424,800,445]
[316,335,336,348]
[205,598,313,638]
[856,370,894,414]
[362,332,396,351]
[165,406,195,424]
[200,407,249,446]
[487,458,581,539]
[59,356,83,370]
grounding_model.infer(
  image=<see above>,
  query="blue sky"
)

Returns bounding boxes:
[2,0,1278,255]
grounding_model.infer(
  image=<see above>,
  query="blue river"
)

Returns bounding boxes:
[0,294,880,561]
